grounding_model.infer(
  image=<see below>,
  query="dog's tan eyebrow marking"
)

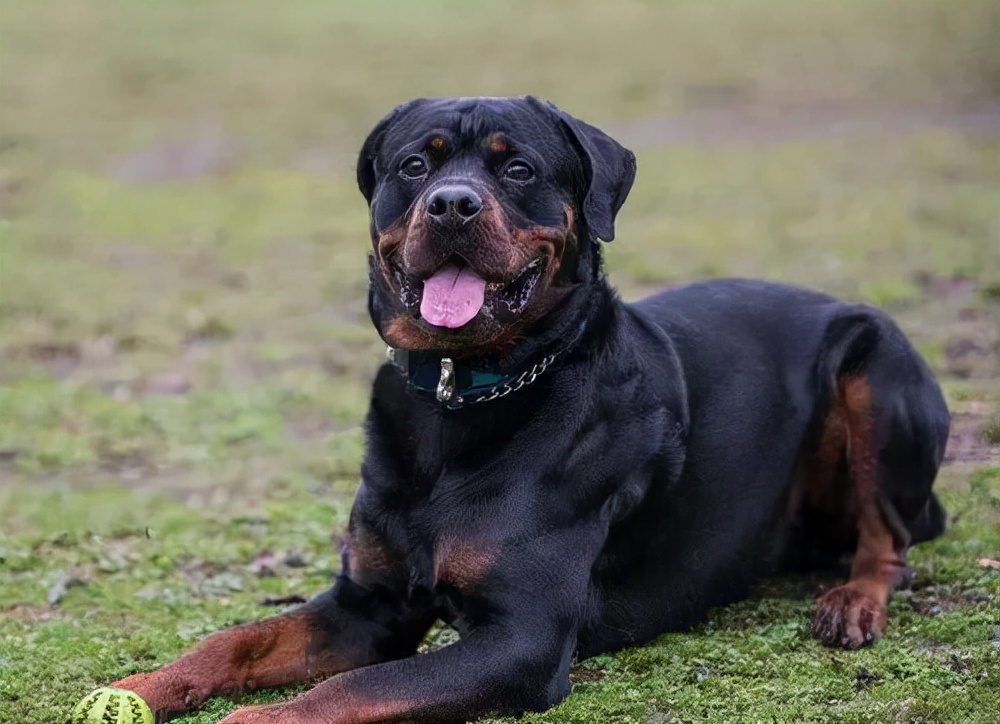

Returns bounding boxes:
[484,132,508,154]
[424,135,451,162]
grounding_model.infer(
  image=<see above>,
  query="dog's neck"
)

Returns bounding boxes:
[386,317,587,409]
[385,278,612,409]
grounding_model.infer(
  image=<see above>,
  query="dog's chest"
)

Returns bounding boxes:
[430,534,499,590]
[348,499,502,598]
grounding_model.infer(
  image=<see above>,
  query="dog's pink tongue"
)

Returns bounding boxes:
[420,264,486,329]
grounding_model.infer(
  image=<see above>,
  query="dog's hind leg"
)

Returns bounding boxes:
[807,309,948,649]
[809,376,912,648]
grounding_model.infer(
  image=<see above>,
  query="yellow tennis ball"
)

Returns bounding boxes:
[71,687,154,724]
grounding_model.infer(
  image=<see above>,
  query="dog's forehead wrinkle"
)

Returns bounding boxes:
[381,97,565,163]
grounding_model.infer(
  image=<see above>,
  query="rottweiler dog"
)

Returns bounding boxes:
[114,97,949,723]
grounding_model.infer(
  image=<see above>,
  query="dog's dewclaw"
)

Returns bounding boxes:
[71,687,154,724]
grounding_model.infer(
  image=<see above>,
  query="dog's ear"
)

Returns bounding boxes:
[537,100,637,242]
[357,99,422,203]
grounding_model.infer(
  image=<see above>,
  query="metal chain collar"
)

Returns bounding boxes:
[436,352,561,409]
[388,320,586,410]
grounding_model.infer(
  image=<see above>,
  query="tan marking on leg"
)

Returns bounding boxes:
[812,377,907,648]
[803,404,848,513]
[842,376,872,413]
[114,611,356,716]
[220,690,423,724]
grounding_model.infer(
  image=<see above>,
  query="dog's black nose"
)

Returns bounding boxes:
[426,185,483,224]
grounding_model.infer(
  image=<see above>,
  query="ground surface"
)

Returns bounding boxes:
[1,1,998,722]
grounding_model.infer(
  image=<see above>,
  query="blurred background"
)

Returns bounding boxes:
[1,2,998,722]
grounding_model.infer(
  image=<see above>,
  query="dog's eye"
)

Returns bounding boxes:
[503,161,534,183]
[399,155,429,180]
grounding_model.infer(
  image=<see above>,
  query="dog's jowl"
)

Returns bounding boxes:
[114,97,949,723]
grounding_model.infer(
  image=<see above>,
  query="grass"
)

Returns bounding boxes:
[1,1,999,722]
[982,415,1000,445]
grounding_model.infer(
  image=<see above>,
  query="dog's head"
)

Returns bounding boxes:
[358,96,636,357]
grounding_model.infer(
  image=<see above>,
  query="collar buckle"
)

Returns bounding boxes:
[436,358,455,403]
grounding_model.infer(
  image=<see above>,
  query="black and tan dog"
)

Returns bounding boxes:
[114,97,949,723]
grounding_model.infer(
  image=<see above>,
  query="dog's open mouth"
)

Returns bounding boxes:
[393,258,546,329]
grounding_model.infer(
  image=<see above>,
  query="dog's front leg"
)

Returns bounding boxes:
[218,614,576,724]
[219,527,599,724]
[113,577,433,720]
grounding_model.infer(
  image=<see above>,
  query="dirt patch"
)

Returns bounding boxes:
[944,402,1000,467]
[900,585,994,616]
[1,342,82,379]
[571,667,607,683]
[0,605,66,624]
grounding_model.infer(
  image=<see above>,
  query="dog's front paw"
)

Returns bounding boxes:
[811,585,886,649]
[112,670,216,718]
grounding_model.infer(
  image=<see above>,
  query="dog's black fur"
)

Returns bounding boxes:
[116,97,949,723]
